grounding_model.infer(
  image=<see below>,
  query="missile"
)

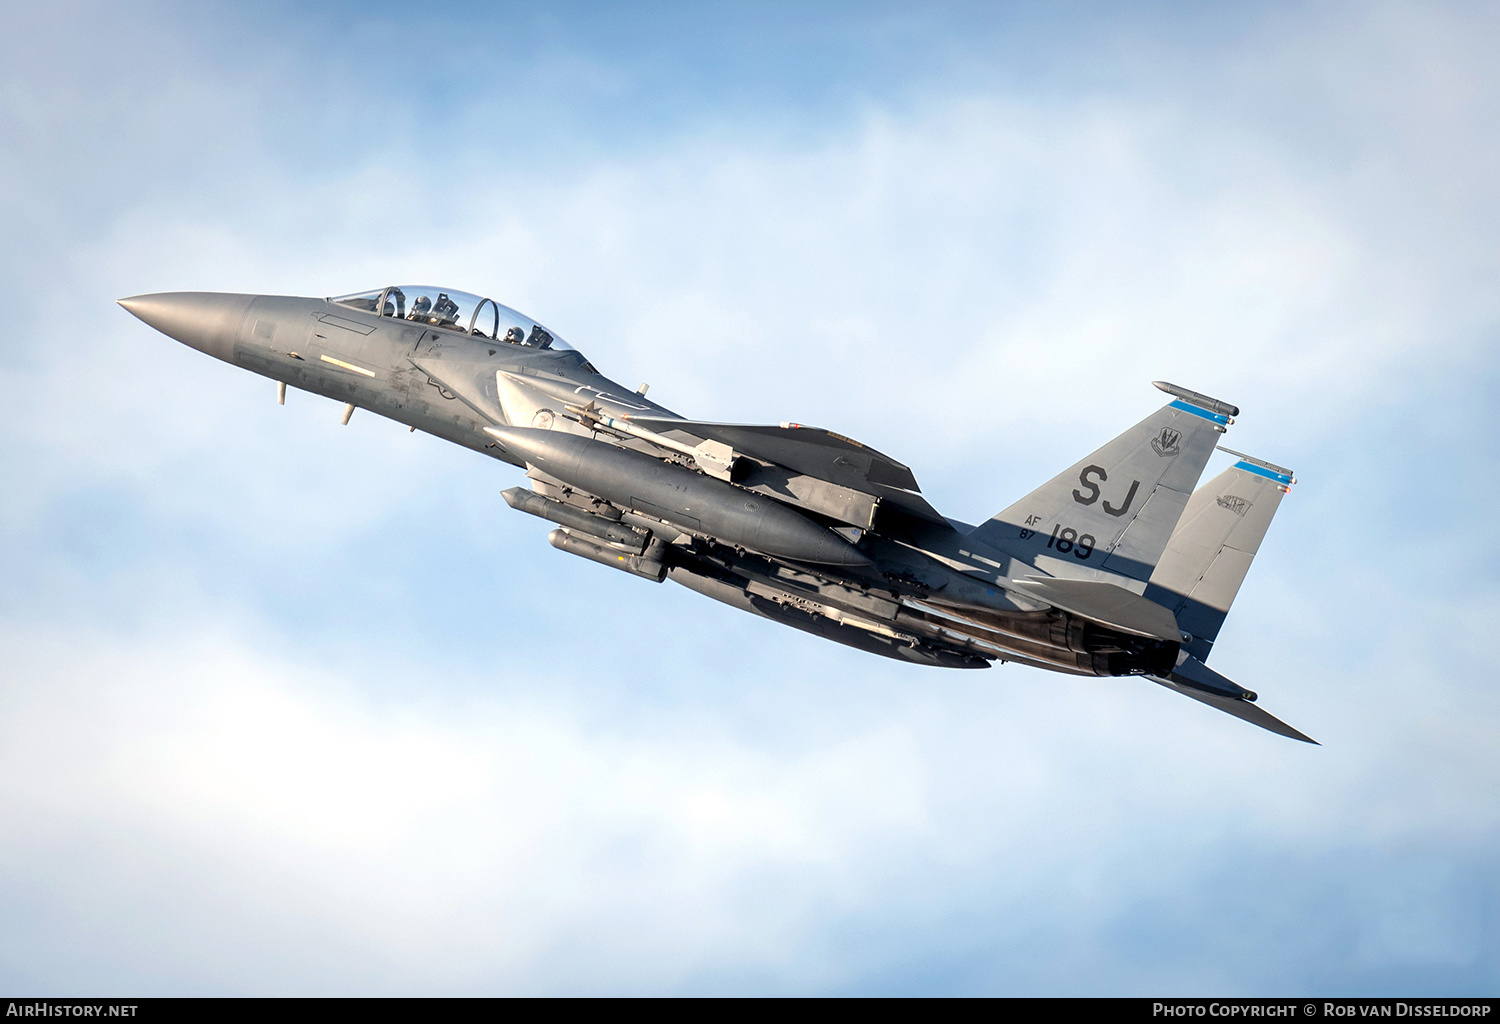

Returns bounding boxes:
[501,486,646,552]
[484,425,870,567]
[549,529,667,582]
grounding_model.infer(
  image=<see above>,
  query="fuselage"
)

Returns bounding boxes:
[120,287,1181,677]
[118,289,681,464]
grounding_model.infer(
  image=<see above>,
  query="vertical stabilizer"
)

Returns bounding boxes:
[969,383,1235,591]
[1144,452,1294,662]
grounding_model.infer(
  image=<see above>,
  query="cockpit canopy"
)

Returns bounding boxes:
[329,286,575,351]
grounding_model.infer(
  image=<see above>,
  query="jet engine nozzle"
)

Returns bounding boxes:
[118,291,257,363]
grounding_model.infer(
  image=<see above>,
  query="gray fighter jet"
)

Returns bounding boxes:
[120,285,1312,743]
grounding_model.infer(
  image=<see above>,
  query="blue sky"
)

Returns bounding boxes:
[2,0,1498,995]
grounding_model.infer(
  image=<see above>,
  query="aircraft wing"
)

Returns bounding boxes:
[627,418,920,490]
[626,417,949,527]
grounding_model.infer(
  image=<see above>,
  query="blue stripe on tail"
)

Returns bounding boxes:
[1233,460,1294,485]
[1169,399,1231,425]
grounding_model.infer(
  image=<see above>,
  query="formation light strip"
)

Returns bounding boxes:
[320,354,376,377]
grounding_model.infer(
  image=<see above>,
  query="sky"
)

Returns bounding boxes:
[1,0,1498,996]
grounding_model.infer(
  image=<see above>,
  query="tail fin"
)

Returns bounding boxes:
[970,382,1236,590]
[1144,450,1294,662]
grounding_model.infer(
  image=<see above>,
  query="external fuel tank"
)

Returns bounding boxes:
[485,425,869,567]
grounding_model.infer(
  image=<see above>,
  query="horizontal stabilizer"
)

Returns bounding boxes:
[1008,576,1181,641]
[1168,651,1256,700]
[1152,653,1315,742]
[1151,676,1317,743]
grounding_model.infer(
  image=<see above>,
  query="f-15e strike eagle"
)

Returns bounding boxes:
[120,285,1311,742]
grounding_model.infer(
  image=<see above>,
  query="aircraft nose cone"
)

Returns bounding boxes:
[118,291,256,363]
